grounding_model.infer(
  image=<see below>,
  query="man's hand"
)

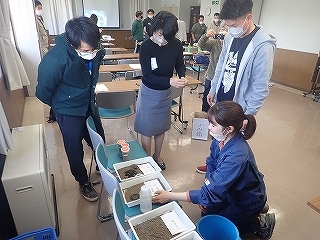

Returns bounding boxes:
[206,29,216,38]
[207,93,215,106]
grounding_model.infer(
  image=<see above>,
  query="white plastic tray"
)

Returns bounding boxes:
[113,156,161,182]
[176,231,203,240]
[119,171,172,207]
[128,201,195,240]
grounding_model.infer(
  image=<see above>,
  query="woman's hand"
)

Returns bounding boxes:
[170,77,188,88]
[152,190,171,204]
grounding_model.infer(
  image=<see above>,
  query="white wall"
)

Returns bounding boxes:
[260,0,319,54]
[200,0,221,27]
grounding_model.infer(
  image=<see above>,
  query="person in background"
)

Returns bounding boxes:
[34,1,56,123]
[176,19,187,45]
[143,9,154,38]
[89,13,102,33]
[153,101,276,240]
[196,0,276,174]
[190,15,207,44]
[208,12,227,33]
[134,11,187,170]
[197,29,223,113]
[131,11,144,53]
[36,17,106,202]
[34,0,49,58]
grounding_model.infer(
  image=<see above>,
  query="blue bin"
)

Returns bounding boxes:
[9,227,57,240]
[196,215,240,240]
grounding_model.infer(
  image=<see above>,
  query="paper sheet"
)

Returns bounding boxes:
[144,179,164,196]
[95,84,109,93]
[138,163,156,175]
[161,210,187,235]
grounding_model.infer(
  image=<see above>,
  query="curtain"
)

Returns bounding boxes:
[45,0,75,35]
[130,0,150,23]
[0,101,13,155]
[0,0,30,91]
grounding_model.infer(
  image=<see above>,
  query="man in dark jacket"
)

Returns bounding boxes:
[36,17,106,202]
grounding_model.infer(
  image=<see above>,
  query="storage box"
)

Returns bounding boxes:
[119,171,172,207]
[176,231,203,240]
[128,202,195,240]
[114,156,162,182]
[191,112,209,140]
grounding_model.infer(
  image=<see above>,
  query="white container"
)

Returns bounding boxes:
[139,185,152,213]
[128,202,196,240]
[114,156,162,182]
[119,171,172,207]
[176,231,203,240]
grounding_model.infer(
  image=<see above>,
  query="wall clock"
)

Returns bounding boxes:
[205,7,211,16]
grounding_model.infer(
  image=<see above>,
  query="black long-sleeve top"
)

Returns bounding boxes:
[139,38,186,90]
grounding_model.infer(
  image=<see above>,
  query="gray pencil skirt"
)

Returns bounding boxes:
[134,83,172,136]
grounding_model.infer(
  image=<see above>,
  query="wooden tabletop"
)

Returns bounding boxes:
[103,53,139,61]
[307,196,320,214]
[98,76,202,92]
[99,64,140,73]
[108,47,128,53]
[101,42,115,47]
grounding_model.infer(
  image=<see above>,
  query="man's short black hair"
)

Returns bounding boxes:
[35,0,42,7]
[220,0,253,20]
[147,9,154,14]
[90,14,98,24]
[65,16,101,50]
[214,12,220,17]
[199,15,204,19]
[149,11,178,42]
[136,11,143,18]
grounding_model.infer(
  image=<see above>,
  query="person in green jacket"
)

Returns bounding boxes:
[131,10,144,53]
[36,16,106,202]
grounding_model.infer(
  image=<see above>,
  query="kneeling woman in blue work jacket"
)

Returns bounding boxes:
[152,101,275,240]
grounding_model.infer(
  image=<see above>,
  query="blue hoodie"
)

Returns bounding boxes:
[209,26,277,115]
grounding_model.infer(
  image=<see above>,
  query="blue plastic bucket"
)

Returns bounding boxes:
[196,215,240,240]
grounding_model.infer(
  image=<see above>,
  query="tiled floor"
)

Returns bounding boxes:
[22,78,320,240]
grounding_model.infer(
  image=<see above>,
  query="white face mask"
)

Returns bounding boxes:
[148,15,153,19]
[214,19,219,23]
[76,49,98,60]
[209,128,228,142]
[153,35,166,46]
[35,9,42,16]
[228,16,248,38]
[199,21,204,24]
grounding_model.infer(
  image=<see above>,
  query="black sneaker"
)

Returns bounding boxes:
[79,182,98,202]
[257,213,275,239]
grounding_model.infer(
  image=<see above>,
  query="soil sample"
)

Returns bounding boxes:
[122,182,144,203]
[117,164,143,180]
[133,215,175,240]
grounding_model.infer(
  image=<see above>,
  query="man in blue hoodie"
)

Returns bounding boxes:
[196,0,276,174]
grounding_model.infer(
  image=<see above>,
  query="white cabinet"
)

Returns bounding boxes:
[1,125,58,235]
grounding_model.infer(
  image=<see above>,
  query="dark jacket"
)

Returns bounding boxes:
[189,132,266,212]
[36,33,105,116]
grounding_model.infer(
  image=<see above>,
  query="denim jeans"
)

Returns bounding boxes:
[55,108,105,186]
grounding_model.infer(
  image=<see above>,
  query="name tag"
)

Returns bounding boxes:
[151,57,158,70]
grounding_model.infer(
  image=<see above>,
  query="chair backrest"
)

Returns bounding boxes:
[95,143,118,196]
[96,90,136,109]
[118,59,140,65]
[112,189,131,240]
[105,48,113,55]
[124,71,135,80]
[86,116,105,152]
[172,87,183,100]
[98,72,113,82]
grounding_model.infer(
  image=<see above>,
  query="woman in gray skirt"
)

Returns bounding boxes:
[134,11,187,170]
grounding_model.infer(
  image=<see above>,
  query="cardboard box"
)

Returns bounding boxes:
[191,112,209,140]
